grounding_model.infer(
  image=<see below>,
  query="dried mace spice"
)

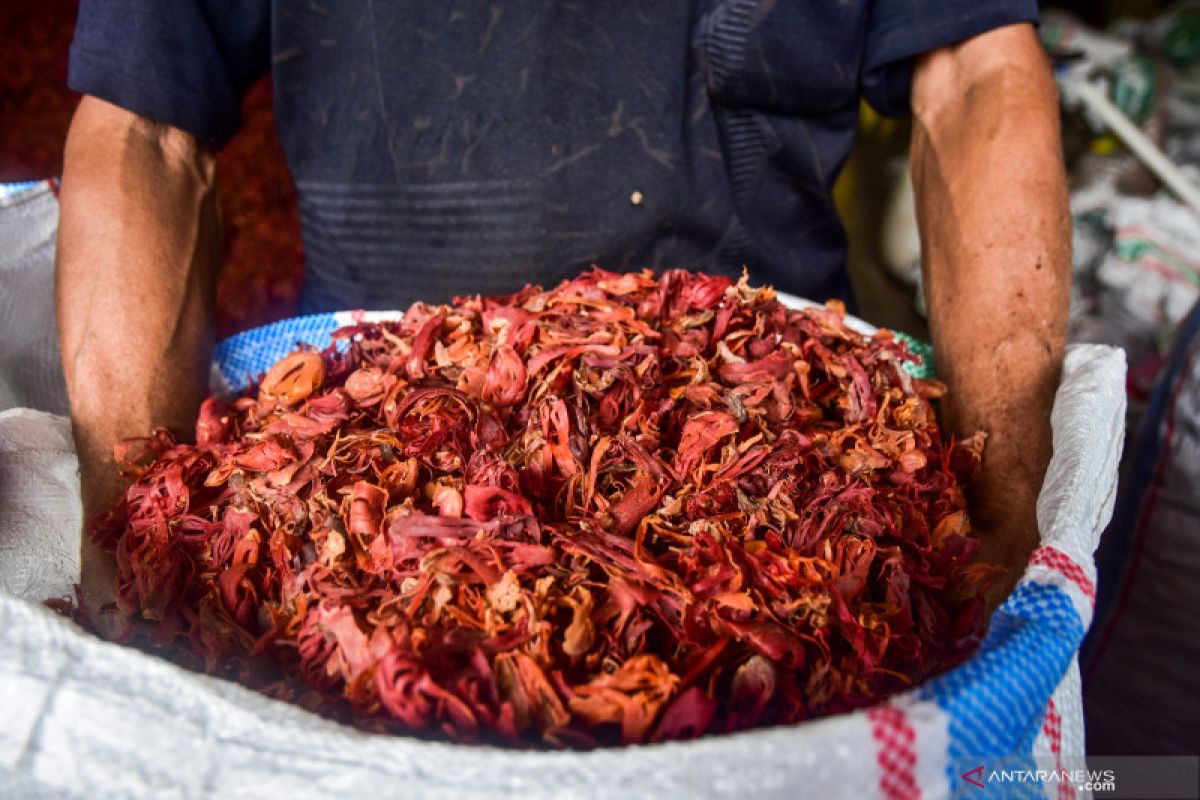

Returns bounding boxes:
[89,269,995,747]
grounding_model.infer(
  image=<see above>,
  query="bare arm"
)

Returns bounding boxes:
[910,25,1071,606]
[56,96,221,626]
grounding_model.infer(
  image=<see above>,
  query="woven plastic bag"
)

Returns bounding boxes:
[0,181,68,416]
[0,296,1125,799]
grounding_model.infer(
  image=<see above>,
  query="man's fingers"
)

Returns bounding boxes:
[80,537,124,638]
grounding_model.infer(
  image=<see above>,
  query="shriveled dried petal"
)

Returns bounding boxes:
[561,586,596,657]
[259,351,325,404]
[429,482,464,518]
[481,344,528,408]
[569,655,679,742]
[344,366,397,407]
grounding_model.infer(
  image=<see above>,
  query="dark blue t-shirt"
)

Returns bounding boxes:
[69,1,1037,313]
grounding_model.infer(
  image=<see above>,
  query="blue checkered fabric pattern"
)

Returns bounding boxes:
[214,312,339,391]
[920,583,1085,793]
[0,181,45,201]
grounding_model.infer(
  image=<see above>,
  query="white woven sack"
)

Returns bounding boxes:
[0,182,68,416]
[0,342,1124,800]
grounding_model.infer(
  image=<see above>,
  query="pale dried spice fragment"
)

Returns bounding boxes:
[488,569,522,613]
[430,583,455,621]
[433,340,455,369]
[716,340,745,364]
[896,450,927,473]
[427,480,464,518]
[322,529,346,565]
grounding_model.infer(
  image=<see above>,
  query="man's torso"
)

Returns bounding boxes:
[272,1,867,312]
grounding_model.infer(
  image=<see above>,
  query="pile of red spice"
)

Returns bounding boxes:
[88,269,992,747]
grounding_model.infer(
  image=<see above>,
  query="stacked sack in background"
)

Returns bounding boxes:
[1042,3,1200,757]
[1046,4,1200,405]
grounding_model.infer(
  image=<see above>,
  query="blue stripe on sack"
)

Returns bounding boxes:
[213,313,340,392]
[918,582,1085,793]
[0,180,46,200]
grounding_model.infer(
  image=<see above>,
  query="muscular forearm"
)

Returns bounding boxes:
[910,25,1071,593]
[56,96,220,617]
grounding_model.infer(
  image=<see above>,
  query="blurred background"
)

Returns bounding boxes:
[0,0,303,339]
[0,0,1191,351]
[0,0,1188,337]
[2,0,1198,757]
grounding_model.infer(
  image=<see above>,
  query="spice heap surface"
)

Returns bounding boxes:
[89,269,992,747]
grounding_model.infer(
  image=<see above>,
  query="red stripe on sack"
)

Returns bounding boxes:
[1030,546,1095,604]
[1041,700,1075,800]
[869,706,920,800]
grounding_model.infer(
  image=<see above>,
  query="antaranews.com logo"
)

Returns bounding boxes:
[952,755,1198,799]
[960,764,1116,793]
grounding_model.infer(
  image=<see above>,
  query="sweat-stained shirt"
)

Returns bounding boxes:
[68,1,1038,313]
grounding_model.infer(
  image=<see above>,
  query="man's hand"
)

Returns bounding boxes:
[910,24,1071,610]
[56,96,221,632]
